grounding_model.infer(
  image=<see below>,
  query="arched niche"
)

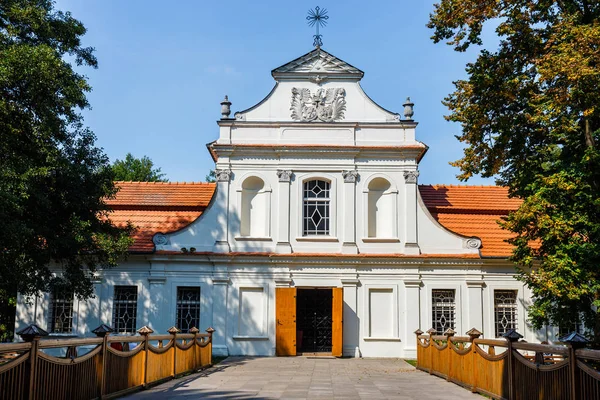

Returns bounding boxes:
[238,176,271,237]
[364,177,398,239]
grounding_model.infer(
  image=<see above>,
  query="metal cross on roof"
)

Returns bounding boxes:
[307,6,329,48]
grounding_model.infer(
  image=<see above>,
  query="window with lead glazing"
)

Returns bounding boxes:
[303,180,330,236]
[494,290,518,337]
[432,289,456,335]
[49,290,74,334]
[176,287,201,333]
[112,286,138,334]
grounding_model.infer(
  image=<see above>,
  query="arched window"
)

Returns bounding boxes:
[367,178,395,238]
[240,176,268,237]
[303,180,330,236]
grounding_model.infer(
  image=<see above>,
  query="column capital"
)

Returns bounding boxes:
[215,169,232,182]
[341,278,360,287]
[466,280,485,288]
[274,278,293,287]
[277,169,293,183]
[403,170,419,184]
[403,279,422,288]
[342,170,359,183]
[212,276,230,285]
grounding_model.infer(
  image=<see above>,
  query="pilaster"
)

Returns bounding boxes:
[341,278,360,357]
[403,170,420,255]
[403,279,422,358]
[276,170,293,253]
[213,169,232,253]
[341,170,359,254]
[466,280,485,334]
[211,275,230,356]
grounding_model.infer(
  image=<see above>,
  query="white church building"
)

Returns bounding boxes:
[16,48,551,358]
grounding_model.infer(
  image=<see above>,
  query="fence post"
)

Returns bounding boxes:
[168,326,181,377]
[444,328,456,381]
[137,326,154,387]
[92,324,114,399]
[206,327,215,366]
[414,329,423,369]
[560,332,589,400]
[426,328,436,375]
[466,328,482,394]
[190,327,199,371]
[502,329,523,400]
[17,324,49,400]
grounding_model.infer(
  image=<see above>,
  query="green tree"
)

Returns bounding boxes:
[429,2,600,341]
[205,169,216,183]
[112,153,168,182]
[0,0,133,315]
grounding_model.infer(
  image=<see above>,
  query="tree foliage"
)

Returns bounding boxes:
[112,153,167,182]
[0,0,133,302]
[429,1,600,340]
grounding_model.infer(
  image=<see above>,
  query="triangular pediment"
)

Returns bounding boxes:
[272,48,364,80]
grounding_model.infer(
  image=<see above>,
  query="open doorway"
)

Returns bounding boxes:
[296,288,333,354]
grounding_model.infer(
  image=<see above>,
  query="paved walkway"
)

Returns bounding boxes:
[124,357,481,399]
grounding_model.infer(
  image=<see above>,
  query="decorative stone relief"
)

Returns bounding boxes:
[234,112,246,121]
[403,170,419,184]
[152,234,169,246]
[464,237,482,249]
[342,170,359,183]
[277,169,293,182]
[290,88,346,122]
[215,169,232,182]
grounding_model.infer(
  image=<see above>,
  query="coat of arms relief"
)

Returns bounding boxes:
[290,88,346,122]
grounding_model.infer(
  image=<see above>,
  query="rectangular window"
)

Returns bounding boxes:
[494,290,518,337]
[432,289,455,335]
[113,286,138,334]
[49,290,74,334]
[176,287,201,333]
[303,180,331,235]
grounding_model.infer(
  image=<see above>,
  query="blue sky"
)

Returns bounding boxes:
[56,0,497,185]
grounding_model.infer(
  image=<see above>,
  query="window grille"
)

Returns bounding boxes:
[176,287,201,333]
[113,286,138,334]
[432,289,456,334]
[494,290,518,337]
[303,180,330,235]
[49,290,74,334]
[559,320,583,337]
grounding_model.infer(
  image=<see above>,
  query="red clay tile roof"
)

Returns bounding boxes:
[106,182,216,252]
[106,181,520,257]
[419,185,522,257]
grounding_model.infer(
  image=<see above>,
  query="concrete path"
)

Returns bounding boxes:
[124,357,481,399]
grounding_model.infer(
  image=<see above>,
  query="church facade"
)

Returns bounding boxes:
[16,48,552,358]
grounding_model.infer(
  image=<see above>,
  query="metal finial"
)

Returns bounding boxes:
[403,97,414,120]
[220,95,232,119]
[307,6,329,48]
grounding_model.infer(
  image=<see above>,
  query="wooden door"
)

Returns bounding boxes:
[332,287,343,357]
[275,287,297,356]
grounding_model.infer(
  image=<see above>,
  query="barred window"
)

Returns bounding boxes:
[303,180,330,236]
[494,290,518,337]
[432,289,455,335]
[559,320,583,337]
[49,291,74,334]
[176,287,201,333]
[113,286,138,334]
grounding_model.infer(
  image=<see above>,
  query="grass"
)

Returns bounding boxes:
[404,359,417,367]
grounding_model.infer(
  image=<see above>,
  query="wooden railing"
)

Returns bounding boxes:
[415,327,600,400]
[0,323,214,400]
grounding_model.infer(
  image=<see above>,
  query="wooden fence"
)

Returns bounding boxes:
[0,323,214,400]
[415,327,600,400]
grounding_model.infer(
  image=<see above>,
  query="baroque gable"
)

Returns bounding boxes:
[272,48,364,81]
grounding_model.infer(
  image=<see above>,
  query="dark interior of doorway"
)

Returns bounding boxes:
[296,288,332,353]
